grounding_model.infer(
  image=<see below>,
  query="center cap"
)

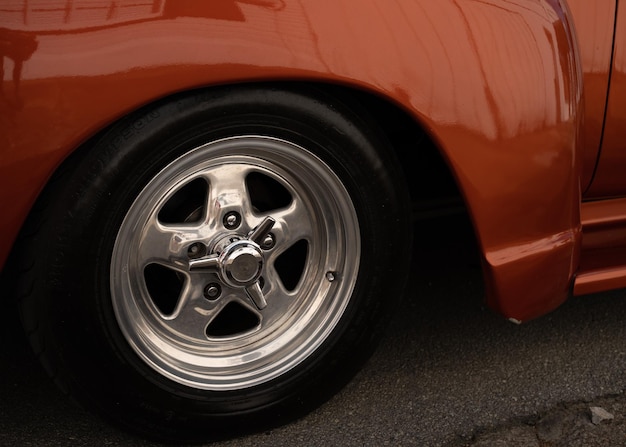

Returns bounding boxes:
[219,240,264,287]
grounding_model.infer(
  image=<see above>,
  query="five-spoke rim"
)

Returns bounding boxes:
[110,136,360,390]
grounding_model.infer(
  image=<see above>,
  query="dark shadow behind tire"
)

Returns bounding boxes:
[14,85,412,442]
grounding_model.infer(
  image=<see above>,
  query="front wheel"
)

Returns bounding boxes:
[18,86,411,441]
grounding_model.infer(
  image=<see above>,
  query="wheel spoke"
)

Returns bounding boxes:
[203,164,254,223]
[165,283,219,340]
[255,283,293,328]
[138,218,203,268]
[265,201,313,256]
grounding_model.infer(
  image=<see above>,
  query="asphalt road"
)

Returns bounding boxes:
[3,217,626,446]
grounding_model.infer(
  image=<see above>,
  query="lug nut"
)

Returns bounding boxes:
[261,233,275,250]
[204,283,222,300]
[187,242,206,259]
[223,212,241,229]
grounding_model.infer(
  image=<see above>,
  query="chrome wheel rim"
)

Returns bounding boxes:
[110,136,360,390]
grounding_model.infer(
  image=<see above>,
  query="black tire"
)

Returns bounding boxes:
[17,85,411,442]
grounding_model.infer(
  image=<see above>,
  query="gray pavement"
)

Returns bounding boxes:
[3,217,626,446]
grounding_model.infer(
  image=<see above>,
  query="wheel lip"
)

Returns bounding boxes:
[110,135,361,390]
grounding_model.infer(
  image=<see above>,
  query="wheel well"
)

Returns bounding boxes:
[304,83,471,217]
[327,86,465,220]
[311,83,482,271]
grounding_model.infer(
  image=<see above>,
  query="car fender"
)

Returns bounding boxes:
[0,0,583,321]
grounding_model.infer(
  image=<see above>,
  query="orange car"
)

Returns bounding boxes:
[1,0,625,441]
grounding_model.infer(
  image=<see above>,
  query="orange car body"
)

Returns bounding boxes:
[1,0,625,322]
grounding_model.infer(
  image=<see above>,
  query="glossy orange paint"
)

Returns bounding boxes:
[588,1,626,197]
[0,0,586,321]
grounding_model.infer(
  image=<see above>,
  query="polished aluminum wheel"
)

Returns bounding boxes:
[110,136,360,390]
